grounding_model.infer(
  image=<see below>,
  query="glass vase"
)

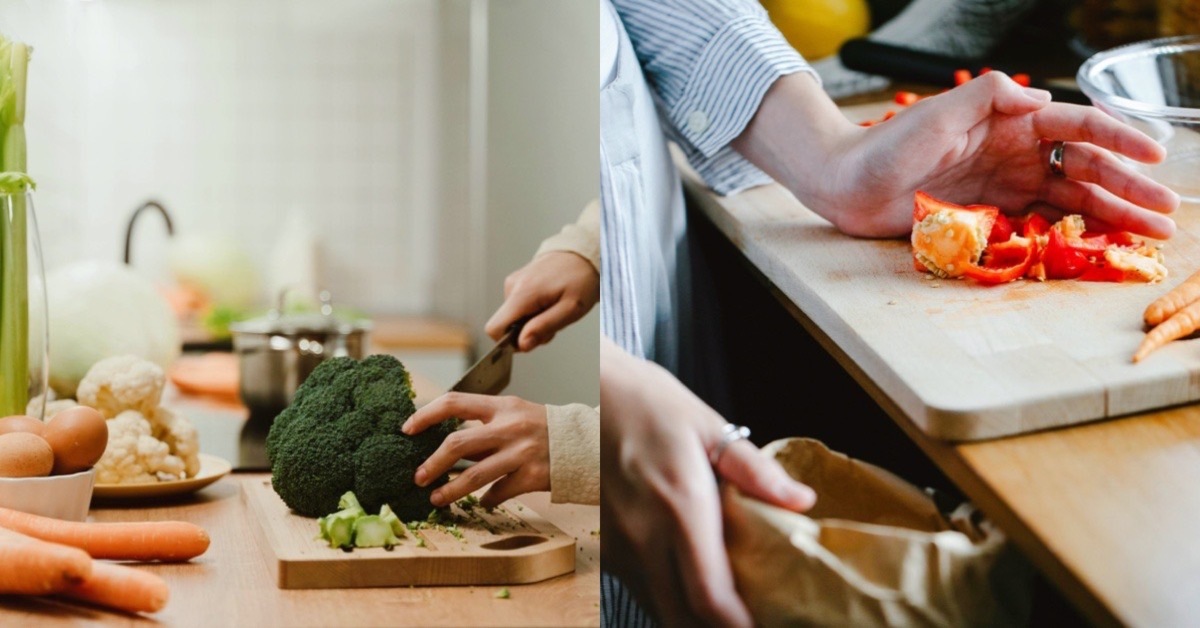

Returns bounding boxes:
[0,188,48,419]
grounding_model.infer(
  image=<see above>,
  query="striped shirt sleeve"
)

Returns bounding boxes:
[611,0,819,195]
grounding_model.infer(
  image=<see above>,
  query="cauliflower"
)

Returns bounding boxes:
[77,355,165,418]
[95,410,187,484]
[26,392,78,421]
[78,354,203,483]
[152,406,201,478]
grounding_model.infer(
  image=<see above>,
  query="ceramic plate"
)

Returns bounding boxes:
[92,453,233,500]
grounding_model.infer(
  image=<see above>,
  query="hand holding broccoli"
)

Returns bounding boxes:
[403,393,550,509]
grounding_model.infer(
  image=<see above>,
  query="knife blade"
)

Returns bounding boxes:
[449,319,527,395]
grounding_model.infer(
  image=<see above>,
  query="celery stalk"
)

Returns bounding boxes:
[0,35,30,416]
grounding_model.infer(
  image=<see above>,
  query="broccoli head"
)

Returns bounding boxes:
[266,354,456,518]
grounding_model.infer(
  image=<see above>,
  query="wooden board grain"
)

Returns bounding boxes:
[243,479,577,589]
[678,101,1200,441]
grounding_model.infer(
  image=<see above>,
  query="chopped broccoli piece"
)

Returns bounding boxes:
[318,510,358,549]
[494,588,510,599]
[266,355,457,517]
[379,504,408,539]
[352,515,401,548]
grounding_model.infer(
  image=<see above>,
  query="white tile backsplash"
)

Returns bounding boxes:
[3,0,445,315]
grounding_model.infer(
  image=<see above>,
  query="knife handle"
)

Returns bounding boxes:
[838,38,1091,105]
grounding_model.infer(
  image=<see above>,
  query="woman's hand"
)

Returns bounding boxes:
[734,71,1179,240]
[402,393,550,509]
[600,338,816,628]
[485,251,600,352]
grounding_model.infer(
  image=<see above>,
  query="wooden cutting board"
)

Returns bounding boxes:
[679,99,1200,442]
[242,479,577,589]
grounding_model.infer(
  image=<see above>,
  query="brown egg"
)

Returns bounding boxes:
[0,432,54,477]
[0,415,45,437]
[41,406,108,475]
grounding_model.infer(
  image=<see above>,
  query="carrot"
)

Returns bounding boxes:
[1133,298,1200,362]
[0,526,92,595]
[1144,267,1200,326]
[0,506,210,562]
[58,560,169,614]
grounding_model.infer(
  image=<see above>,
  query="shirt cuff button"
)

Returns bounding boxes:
[686,110,709,134]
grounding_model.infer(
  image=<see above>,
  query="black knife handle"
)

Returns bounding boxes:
[840,38,974,86]
[838,38,1091,105]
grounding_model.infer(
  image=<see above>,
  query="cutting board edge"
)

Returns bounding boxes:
[276,543,577,589]
[242,475,579,589]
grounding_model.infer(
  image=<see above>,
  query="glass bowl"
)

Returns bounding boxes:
[1077,35,1200,203]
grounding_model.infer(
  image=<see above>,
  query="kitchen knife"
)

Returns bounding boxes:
[449,319,527,395]
[838,38,1091,106]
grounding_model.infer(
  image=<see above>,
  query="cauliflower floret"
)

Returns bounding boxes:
[77,355,165,418]
[152,406,201,478]
[95,410,186,484]
[26,393,79,421]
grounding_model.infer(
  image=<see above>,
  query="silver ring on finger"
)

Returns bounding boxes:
[710,423,751,467]
[1048,140,1067,177]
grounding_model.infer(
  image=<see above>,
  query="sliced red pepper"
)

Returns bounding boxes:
[963,238,1035,284]
[913,190,999,229]
[1078,264,1126,282]
[954,69,972,86]
[1012,73,1031,87]
[1042,228,1092,279]
[894,91,920,106]
[983,237,1031,267]
[1023,213,1052,238]
[988,214,1015,244]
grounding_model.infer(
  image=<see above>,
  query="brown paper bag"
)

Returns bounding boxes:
[723,438,1033,628]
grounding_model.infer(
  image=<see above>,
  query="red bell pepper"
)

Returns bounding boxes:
[963,237,1036,285]
[1042,228,1091,279]
[988,214,1015,245]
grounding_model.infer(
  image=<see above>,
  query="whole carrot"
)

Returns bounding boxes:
[59,560,169,614]
[0,526,92,595]
[0,507,210,562]
[1144,267,1200,326]
[1133,298,1200,362]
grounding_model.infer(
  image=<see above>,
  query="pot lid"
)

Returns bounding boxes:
[229,290,372,336]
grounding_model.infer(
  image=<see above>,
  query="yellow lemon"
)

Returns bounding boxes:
[760,0,871,61]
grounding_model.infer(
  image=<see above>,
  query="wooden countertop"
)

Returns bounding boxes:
[0,475,600,627]
[677,119,1200,626]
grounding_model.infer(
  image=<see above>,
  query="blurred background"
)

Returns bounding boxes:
[0,0,598,411]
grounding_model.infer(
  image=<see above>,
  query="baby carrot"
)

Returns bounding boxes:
[0,526,92,595]
[0,507,210,562]
[1133,299,1200,362]
[59,560,169,614]
[1144,266,1200,326]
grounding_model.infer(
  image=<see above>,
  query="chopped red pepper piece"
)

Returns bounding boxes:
[979,66,993,74]
[1012,73,1031,87]
[954,69,972,86]
[1042,228,1092,279]
[988,214,1015,245]
[1023,214,1052,238]
[1078,264,1126,282]
[894,91,920,106]
[963,238,1036,284]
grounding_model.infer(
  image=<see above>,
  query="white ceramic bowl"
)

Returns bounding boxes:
[0,468,96,521]
[1077,35,1200,203]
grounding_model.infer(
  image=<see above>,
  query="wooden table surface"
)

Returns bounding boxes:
[677,122,1200,626]
[0,476,601,627]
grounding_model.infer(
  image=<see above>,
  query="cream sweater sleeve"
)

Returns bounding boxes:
[535,199,600,273]
[546,403,600,505]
